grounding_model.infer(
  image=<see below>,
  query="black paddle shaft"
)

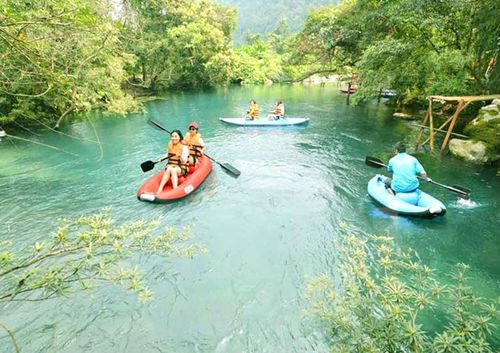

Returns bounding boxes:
[140,154,171,173]
[365,156,471,199]
[147,118,241,177]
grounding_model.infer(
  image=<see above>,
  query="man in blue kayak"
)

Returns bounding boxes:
[384,141,432,194]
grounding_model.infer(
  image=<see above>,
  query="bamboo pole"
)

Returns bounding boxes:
[415,110,429,148]
[414,124,469,138]
[415,94,499,151]
[440,100,469,151]
[421,115,455,145]
[346,82,351,105]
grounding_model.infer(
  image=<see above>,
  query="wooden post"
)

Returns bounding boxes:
[415,94,500,151]
[440,100,468,151]
[414,124,469,138]
[415,110,429,148]
[346,82,351,105]
[421,116,455,146]
[428,98,435,151]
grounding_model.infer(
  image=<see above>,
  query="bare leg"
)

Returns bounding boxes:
[156,169,171,194]
[172,168,180,189]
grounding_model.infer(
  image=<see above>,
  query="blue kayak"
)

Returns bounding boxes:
[219,116,309,126]
[367,175,446,218]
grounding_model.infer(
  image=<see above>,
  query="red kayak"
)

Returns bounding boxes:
[137,155,212,203]
[339,86,357,93]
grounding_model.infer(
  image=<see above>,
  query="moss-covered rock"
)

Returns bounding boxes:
[449,139,491,164]
[457,99,500,163]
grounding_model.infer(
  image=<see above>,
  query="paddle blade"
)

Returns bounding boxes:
[447,184,471,199]
[451,185,471,195]
[220,163,241,178]
[141,160,156,172]
[365,156,386,168]
[428,180,471,199]
[147,118,170,133]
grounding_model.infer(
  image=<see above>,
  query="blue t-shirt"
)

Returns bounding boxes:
[387,152,424,193]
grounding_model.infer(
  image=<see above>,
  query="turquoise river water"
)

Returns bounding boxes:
[0,85,499,352]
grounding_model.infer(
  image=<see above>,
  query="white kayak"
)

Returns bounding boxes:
[219,116,309,126]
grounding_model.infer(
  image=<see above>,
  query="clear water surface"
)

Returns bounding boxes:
[0,85,498,352]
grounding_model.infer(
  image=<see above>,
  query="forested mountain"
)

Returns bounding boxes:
[215,0,338,43]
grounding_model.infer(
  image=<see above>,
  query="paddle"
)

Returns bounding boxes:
[365,156,471,199]
[147,118,241,178]
[140,154,170,173]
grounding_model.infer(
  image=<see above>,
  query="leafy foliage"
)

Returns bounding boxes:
[0,209,205,303]
[232,34,285,84]
[290,0,500,105]
[0,0,138,127]
[304,233,499,352]
[0,0,238,127]
[122,0,237,91]
[0,209,206,350]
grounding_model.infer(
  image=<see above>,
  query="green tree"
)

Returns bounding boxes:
[0,0,137,128]
[217,0,341,44]
[164,21,234,88]
[267,18,290,55]
[291,0,500,105]
[121,0,237,91]
[352,0,497,103]
[291,3,364,80]
[232,34,285,84]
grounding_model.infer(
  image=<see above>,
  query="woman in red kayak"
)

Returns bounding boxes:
[156,130,189,193]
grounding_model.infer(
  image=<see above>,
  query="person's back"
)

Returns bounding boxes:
[384,142,431,195]
[387,152,423,193]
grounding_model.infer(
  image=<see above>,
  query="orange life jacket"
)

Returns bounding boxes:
[249,103,259,118]
[167,141,188,168]
[183,133,204,157]
[273,104,284,116]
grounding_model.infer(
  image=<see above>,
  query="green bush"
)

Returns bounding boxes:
[304,233,499,352]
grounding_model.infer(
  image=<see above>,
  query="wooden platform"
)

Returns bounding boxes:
[416,94,500,152]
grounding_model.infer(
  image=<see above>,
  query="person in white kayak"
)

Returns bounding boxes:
[268,100,285,120]
[245,99,259,121]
